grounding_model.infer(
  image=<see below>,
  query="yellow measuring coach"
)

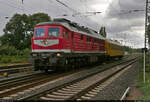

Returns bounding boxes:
[105,39,124,58]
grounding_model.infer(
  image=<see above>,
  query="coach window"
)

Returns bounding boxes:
[35,28,45,37]
[48,28,60,37]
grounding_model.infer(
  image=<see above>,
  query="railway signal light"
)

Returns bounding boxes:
[142,48,148,53]
[3,72,8,77]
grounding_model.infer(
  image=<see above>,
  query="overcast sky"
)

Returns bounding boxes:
[0,0,146,48]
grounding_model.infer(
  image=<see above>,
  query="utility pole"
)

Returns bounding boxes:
[22,0,24,4]
[144,0,148,83]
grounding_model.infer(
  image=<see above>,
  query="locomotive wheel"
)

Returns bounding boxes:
[34,65,39,71]
[64,58,73,72]
[65,59,68,65]
[70,58,75,70]
[64,59,70,72]
[76,58,81,69]
[34,60,40,71]
[44,69,49,73]
[81,57,86,67]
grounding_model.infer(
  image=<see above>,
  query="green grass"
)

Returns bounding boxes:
[137,57,150,100]
[0,56,29,65]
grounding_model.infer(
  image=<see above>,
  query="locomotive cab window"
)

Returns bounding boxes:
[35,28,45,37]
[48,28,60,37]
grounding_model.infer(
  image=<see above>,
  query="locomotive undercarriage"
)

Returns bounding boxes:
[31,52,106,72]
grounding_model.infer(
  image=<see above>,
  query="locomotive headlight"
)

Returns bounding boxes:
[57,53,61,57]
[32,53,37,56]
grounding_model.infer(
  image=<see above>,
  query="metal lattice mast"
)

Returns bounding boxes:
[144,0,149,83]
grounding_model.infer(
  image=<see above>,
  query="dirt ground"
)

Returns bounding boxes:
[125,87,142,100]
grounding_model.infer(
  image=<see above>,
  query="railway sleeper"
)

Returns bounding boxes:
[52,92,74,96]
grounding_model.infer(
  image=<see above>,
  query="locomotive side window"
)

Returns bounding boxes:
[95,39,99,43]
[89,37,91,42]
[35,28,45,37]
[71,32,74,39]
[81,35,83,40]
[87,36,89,42]
[48,28,60,37]
[66,31,69,38]
[63,30,69,39]
[87,36,91,42]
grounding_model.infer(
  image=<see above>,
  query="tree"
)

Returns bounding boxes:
[29,13,50,28]
[1,13,51,50]
[3,14,28,50]
[99,27,106,37]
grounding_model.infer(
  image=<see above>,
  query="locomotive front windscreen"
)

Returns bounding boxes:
[48,28,60,37]
[35,28,45,37]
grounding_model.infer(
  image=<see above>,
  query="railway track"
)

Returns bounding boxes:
[34,59,137,100]
[0,63,32,70]
[0,55,131,76]
[0,55,139,100]
[0,64,33,75]
[0,69,85,97]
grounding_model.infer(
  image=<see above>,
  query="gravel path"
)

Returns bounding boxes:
[90,61,139,100]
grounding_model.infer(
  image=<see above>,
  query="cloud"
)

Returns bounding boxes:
[100,0,145,48]
[106,0,145,19]
[0,0,145,48]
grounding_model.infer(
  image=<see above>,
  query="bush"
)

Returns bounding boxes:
[11,56,25,63]
[0,45,31,64]
[22,48,31,57]
[0,45,18,56]
[0,45,31,56]
[1,57,11,63]
[0,56,28,63]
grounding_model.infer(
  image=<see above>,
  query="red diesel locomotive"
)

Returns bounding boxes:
[31,18,122,72]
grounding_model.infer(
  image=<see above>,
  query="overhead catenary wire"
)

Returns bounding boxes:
[0,0,144,38]
[0,1,24,11]
[55,0,78,14]
[53,0,92,28]
[0,0,25,19]
[0,0,43,15]
[106,0,144,47]
[47,0,69,17]
[0,0,46,16]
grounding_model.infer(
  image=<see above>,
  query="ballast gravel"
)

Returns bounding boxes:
[9,64,109,100]
[90,61,139,100]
